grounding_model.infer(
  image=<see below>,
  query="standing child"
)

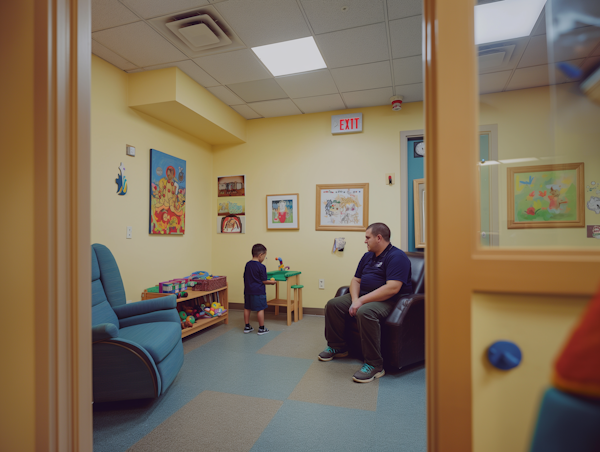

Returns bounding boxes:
[243,244,276,334]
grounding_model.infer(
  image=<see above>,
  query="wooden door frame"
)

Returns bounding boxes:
[424,1,600,451]
[34,0,92,449]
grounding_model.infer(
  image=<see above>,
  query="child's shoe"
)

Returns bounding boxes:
[257,326,270,335]
[243,325,254,334]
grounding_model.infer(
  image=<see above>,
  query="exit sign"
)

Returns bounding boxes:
[331,113,363,135]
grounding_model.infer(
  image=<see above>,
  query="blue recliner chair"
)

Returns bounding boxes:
[91,243,184,403]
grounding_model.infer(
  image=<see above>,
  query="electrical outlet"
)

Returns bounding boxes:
[126,226,132,239]
[319,279,325,289]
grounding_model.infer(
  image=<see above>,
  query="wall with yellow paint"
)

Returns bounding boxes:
[91,55,214,301]
[480,83,600,247]
[471,293,588,452]
[0,1,35,450]
[212,104,424,309]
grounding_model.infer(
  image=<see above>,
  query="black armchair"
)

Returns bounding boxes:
[335,251,425,370]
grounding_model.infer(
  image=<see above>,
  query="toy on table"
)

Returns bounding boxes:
[276,257,290,271]
[270,277,275,281]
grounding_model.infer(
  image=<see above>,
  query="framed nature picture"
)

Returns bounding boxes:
[413,178,425,248]
[267,194,299,230]
[149,149,186,235]
[316,183,369,231]
[507,163,585,229]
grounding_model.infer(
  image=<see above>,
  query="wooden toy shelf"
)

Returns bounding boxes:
[141,286,228,339]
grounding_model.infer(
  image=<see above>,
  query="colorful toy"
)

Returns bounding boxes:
[270,277,275,281]
[276,257,290,271]
[187,316,195,324]
[179,311,187,320]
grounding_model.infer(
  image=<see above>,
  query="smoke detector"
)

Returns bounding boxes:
[149,6,244,58]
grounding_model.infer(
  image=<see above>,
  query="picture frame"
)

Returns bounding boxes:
[149,149,186,235]
[316,183,369,231]
[266,194,299,230]
[413,178,425,248]
[507,162,585,229]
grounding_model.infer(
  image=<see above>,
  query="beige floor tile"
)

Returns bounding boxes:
[127,391,282,452]
[288,360,380,411]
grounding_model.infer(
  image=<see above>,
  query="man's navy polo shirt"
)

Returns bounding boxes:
[244,260,267,295]
[354,243,412,302]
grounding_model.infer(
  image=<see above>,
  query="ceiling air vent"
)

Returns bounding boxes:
[477,40,526,74]
[149,6,245,58]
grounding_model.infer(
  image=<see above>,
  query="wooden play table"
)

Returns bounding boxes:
[266,270,302,326]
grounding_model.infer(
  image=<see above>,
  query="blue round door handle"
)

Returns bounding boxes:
[487,341,522,370]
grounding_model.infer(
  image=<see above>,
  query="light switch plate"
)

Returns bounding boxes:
[126,145,136,156]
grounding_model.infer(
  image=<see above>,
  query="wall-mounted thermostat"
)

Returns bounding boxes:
[126,145,136,156]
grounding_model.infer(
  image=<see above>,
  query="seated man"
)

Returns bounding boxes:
[319,222,412,383]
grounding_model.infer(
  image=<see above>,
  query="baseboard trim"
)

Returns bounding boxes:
[229,303,324,317]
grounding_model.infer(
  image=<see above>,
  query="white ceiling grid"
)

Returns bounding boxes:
[91,0,599,119]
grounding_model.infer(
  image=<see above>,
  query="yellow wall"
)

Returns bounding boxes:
[0,1,36,450]
[480,83,600,247]
[212,104,424,308]
[91,55,214,301]
[471,293,588,452]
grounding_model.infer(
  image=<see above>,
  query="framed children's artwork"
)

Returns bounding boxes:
[316,183,369,231]
[413,178,425,248]
[266,194,299,230]
[507,163,585,229]
[149,149,186,235]
[217,215,245,234]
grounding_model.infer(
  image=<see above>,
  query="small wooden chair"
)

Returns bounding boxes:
[291,284,304,320]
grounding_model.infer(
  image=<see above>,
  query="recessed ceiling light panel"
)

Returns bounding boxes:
[252,37,327,77]
[475,0,546,45]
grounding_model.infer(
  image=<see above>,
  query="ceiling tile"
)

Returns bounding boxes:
[231,104,262,120]
[300,0,385,35]
[207,86,245,105]
[92,40,138,71]
[93,22,188,67]
[227,78,288,103]
[392,55,422,85]
[530,6,546,36]
[275,70,338,98]
[507,60,584,91]
[91,0,140,32]
[141,60,220,87]
[316,23,389,69]
[331,61,392,92]
[387,0,422,21]
[293,94,347,114]
[522,28,600,69]
[193,50,272,85]
[518,35,547,68]
[394,83,423,102]
[389,15,422,59]
[479,70,512,94]
[214,0,311,48]
[247,99,303,118]
[120,0,210,19]
[581,56,600,74]
[341,86,393,108]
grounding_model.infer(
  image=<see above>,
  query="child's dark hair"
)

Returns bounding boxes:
[252,243,267,257]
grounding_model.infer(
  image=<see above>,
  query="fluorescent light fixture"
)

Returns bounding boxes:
[475,0,546,45]
[498,157,539,164]
[479,160,501,166]
[252,37,326,77]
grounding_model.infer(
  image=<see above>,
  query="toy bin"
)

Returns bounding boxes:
[192,276,227,291]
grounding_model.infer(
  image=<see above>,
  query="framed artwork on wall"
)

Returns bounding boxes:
[217,174,246,234]
[507,162,585,229]
[316,183,369,231]
[149,149,186,235]
[266,194,299,230]
[413,178,425,248]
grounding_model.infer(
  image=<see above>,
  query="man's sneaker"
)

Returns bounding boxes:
[257,326,270,335]
[352,363,385,383]
[318,346,349,362]
[243,325,254,334]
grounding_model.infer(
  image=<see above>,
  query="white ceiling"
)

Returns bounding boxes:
[92,0,600,119]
